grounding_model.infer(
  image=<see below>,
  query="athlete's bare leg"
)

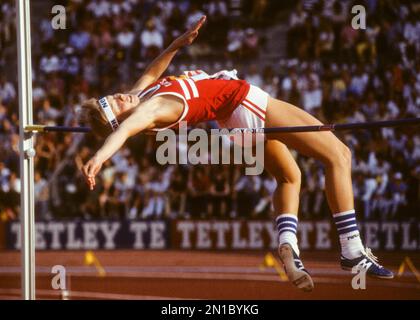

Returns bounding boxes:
[265,97,394,281]
[265,97,353,214]
[264,139,314,292]
[264,139,301,214]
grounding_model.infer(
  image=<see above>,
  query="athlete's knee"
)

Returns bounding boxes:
[342,144,352,166]
[274,165,301,187]
[325,142,352,169]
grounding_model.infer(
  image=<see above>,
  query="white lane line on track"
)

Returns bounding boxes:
[0,288,190,300]
[2,271,418,289]
[1,266,415,278]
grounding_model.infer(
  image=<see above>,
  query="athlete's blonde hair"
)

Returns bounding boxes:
[79,98,113,138]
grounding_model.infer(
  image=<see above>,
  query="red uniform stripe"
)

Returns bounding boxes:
[242,100,266,119]
[243,98,266,114]
[242,103,265,121]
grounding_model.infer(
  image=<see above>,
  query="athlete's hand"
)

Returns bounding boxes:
[82,156,103,190]
[170,15,206,50]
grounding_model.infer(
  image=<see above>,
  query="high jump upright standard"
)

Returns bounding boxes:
[17,0,36,300]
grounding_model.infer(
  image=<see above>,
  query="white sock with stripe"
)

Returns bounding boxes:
[333,209,364,259]
[275,214,300,256]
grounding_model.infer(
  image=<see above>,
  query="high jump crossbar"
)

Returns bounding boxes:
[25,117,420,134]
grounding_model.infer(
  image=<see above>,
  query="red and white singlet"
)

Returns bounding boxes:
[137,70,269,131]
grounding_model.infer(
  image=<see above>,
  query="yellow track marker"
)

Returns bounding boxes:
[259,252,288,281]
[397,256,420,283]
[84,251,106,277]
[0,211,8,222]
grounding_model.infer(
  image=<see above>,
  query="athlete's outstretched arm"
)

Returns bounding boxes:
[81,105,157,190]
[129,15,206,94]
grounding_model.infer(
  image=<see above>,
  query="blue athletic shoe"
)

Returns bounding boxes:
[278,243,314,292]
[341,247,394,279]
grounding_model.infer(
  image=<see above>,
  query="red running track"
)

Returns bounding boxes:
[0,250,419,300]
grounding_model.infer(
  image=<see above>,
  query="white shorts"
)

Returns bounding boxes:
[217,85,269,146]
[217,84,269,130]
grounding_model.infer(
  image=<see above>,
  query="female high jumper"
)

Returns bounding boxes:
[80,16,393,292]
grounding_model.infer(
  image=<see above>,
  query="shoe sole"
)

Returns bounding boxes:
[341,266,394,279]
[278,244,314,292]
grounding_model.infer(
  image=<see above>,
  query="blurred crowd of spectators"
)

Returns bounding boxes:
[0,0,419,222]
[282,0,420,221]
